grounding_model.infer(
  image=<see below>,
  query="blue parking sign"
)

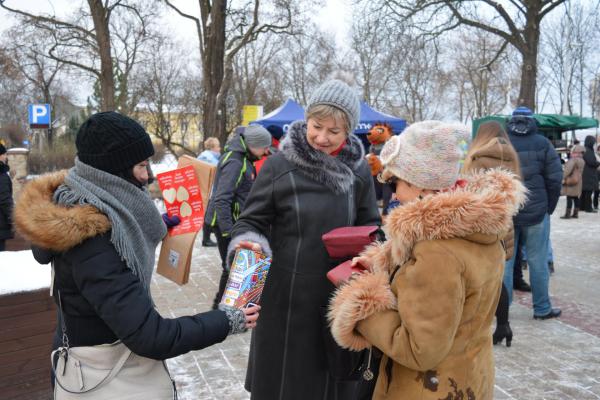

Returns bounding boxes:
[28,104,51,128]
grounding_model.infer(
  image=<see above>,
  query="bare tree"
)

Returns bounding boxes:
[378,0,567,110]
[449,28,520,120]
[539,1,600,115]
[229,35,286,129]
[350,8,398,108]
[164,0,296,145]
[0,0,155,112]
[0,46,31,134]
[136,37,202,156]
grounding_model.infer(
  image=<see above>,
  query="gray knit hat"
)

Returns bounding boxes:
[307,79,361,134]
[242,125,272,149]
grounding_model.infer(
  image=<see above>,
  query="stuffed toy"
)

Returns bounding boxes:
[366,123,393,176]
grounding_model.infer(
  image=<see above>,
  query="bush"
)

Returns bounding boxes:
[28,141,76,174]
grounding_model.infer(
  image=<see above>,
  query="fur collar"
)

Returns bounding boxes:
[13,171,111,252]
[365,169,527,272]
[279,121,364,194]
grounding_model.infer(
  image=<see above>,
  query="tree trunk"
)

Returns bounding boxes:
[88,0,115,111]
[517,4,541,111]
[202,0,227,147]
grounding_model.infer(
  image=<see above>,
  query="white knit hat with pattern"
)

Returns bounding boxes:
[380,121,469,190]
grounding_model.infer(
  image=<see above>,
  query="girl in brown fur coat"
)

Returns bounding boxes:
[328,121,525,400]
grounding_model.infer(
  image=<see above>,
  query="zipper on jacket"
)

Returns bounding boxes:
[347,181,355,225]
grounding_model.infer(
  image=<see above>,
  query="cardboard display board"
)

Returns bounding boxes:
[156,232,197,285]
[177,156,217,204]
[156,156,217,285]
[156,165,205,236]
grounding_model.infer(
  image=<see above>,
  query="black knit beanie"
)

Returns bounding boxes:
[76,111,154,173]
[0,143,6,155]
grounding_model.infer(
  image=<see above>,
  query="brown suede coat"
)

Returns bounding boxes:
[463,137,521,260]
[328,169,526,400]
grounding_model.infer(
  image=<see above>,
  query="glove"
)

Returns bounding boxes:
[218,304,247,335]
[162,213,181,229]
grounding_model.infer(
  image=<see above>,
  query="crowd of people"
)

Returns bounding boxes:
[1,78,598,399]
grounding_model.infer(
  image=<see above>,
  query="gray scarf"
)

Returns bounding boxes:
[54,158,167,289]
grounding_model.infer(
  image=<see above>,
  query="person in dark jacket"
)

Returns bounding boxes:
[229,79,380,400]
[580,135,600,212]
[204,124,272,309]
[0,142,13,251]
[13,112,259,395]
[504,106,563,320]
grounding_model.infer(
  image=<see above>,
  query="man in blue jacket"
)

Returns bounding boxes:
[504,107,563,320]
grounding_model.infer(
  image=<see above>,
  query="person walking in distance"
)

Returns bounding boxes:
[560,145,585,219]
[197,137,222,247]
[204,125,272,310]
[580,135,600,213]
[0,142,13,252]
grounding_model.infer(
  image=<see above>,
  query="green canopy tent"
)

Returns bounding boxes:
[472,114,598,150]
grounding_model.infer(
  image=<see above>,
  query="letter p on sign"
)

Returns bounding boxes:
[28,104,51,128]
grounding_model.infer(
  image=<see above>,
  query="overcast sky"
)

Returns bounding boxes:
[0,0,352,46]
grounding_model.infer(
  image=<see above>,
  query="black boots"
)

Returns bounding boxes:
[493,323,513,347]
[572,208,579,218]
[534,308,562,320]
[514,279,531,292]
[560,208,571,219]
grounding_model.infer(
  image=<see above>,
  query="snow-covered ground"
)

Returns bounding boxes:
[0,250,51,295]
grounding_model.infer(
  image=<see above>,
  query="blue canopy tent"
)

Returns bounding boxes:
[354,102,407,150]
[250,99,304,132]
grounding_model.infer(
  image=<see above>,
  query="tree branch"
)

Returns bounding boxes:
[0,2,95,38]
[540,0,568,19]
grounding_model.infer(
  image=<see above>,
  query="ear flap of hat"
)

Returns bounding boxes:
[379,135,402,166]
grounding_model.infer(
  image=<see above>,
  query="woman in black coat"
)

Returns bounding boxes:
[0,143,13,251]
[229,80,380,400]
[580,135,600,212]
[13,112,259,398]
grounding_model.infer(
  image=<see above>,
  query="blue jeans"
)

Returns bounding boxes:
[504,214,553,316]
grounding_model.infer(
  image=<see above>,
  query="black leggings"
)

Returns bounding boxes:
[495,283,509,325]
[566,196,580,209]
[594,190,599,209]
[212,225,231,309]
[580,190,593,211]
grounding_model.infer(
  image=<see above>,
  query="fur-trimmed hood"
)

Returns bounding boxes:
[328,168,526,352]
[13,171,110,252]
[279,120,365,194]
[365,168,526,272]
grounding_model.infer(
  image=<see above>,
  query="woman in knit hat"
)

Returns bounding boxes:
[328,121,526,400]
[228,79,380,399]
[13,112,259,398]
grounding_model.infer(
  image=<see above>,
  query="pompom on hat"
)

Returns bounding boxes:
[380,121,469,191]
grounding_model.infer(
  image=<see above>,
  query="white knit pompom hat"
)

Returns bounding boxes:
[380,121,470,190]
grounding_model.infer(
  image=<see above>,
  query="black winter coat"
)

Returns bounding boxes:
[205,133,257,236]
[230,121,381,400]
[507,117,562,227]
[0,162,13,240]
[581,136,600,191]
[14,172,230,360]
